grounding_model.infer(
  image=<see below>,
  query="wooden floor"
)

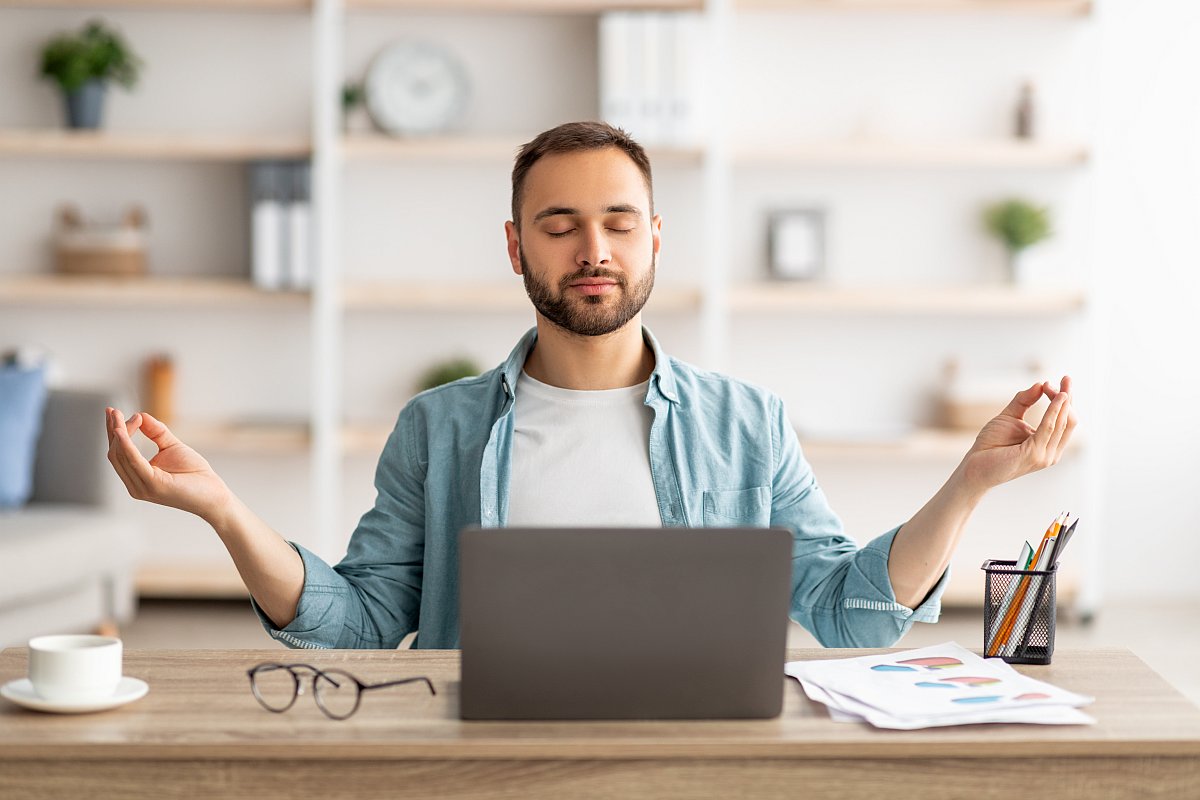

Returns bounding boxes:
[119,598,1200,709]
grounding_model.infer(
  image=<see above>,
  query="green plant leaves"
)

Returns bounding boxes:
[40,19,143,93]
[984,199,1052,253]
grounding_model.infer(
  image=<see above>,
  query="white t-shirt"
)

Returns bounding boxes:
[507,370,662,527]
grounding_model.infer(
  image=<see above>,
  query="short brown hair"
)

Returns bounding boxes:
[511,121,654,229]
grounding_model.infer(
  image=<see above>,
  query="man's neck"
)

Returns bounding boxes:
[523,317,655,390]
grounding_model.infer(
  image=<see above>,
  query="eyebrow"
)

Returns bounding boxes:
[532,204,643,223]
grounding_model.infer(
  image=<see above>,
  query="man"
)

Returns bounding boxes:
[106,121,1077,649]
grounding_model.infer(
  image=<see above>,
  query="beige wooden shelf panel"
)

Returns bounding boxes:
[728,284,1086,315]
[738,0,1092,15]
[172,421,312,455]
[0,129,311,161]
[346,0,704,11]
[0,275,308,308]
[734,140,1089,169]
[136,562,249,600]
[0,0,307,8]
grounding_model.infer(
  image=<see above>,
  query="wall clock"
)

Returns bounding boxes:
[364,40,469,137]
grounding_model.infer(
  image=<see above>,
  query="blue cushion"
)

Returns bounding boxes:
[0,364,48,509]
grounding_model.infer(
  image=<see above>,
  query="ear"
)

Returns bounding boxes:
[651,213,663,258]
[505,220,522,275]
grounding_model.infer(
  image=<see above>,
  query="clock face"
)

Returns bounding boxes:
[365,40,470,136]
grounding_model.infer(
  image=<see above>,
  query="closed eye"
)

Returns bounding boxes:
[546,227,634,238]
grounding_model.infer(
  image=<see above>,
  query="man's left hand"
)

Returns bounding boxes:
[959,375,1078,493]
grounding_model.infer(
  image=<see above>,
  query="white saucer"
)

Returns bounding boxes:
[1,677,148,714]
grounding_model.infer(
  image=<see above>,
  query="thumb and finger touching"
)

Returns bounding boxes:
[999,382,1044,420]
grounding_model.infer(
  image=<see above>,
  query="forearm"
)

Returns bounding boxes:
[888,461,988,608]
[203,495,305,629]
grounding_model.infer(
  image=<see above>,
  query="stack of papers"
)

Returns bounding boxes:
[785,642,1095,729]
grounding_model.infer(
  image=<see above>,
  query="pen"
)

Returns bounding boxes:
[987,512,1065,657]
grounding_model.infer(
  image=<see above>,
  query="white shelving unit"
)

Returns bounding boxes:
[0,0,1096,606]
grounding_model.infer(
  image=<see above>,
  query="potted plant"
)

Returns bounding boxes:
[417,357,481,393]
[341,81,369,134]
[40,19,143,130]
[983,199,1052,285]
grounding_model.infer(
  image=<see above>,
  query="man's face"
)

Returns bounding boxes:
[506,148,662,337]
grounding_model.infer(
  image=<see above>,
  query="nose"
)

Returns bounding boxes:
[576,224,612,268]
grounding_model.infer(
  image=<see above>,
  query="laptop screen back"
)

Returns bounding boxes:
[459,527,792,720]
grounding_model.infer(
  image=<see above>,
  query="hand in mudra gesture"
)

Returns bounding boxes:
[959,376,1078,493]
[106,408,232,522]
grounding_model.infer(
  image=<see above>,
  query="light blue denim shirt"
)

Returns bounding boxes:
[255,327,946,649]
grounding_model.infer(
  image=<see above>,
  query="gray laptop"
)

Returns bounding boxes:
[458,526,793,721]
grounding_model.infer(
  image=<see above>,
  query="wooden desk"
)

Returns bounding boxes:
[1,647,1198,799]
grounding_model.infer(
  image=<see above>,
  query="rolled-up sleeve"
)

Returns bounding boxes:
[251,405,428,649]
[250,542,359,649]
[770,396,947,647]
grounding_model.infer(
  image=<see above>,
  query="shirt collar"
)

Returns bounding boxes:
[499,325,679,405]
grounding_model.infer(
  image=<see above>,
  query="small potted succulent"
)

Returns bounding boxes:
[983,199,1053,285]
[40,19,143,129]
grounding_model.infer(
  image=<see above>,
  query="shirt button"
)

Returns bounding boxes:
[484,509,494,519]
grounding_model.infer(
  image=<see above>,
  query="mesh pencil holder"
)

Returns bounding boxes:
[981,559,1057,665]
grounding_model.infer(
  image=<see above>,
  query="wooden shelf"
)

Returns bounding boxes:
[342,423,393,456]
[0,274,308,308]
[136,562,249,600]
[341,280,702,312]
[0,129,310,161]
[345,0,704,11]
[342,134,705,166]
[737,0,1092,15]
[728,284,1086,315]
[733,140,1089,169]
[173,420,311,455]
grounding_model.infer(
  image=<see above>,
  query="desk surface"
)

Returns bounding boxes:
[2,647,1199,799]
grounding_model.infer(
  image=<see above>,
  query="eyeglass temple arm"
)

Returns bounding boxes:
[361,676,437,696]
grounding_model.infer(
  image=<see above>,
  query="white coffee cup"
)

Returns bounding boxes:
[28,635,122,703]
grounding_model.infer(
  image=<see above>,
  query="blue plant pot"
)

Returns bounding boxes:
[64,79,107,129]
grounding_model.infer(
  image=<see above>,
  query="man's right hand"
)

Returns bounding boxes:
[106,408,233,525]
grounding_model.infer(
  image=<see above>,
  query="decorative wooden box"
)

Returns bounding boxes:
[54,205,148,276]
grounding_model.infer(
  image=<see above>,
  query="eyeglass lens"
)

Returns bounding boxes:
[313,669,360,719]
[252,665,299,712]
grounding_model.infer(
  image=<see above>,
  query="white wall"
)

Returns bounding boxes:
[2,2,1196,603]
[1090,0,1200,600]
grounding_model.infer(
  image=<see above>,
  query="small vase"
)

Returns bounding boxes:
[63,79,107,129]
[1007,249,1031,287]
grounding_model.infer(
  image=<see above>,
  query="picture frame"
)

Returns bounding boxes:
[767,208,826,281]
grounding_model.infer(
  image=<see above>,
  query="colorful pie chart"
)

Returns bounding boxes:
[938,676,1002,687]
[896,656,963,670]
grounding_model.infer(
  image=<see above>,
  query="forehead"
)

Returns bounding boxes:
[522,147,650,218]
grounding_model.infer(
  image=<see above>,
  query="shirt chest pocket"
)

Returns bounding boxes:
[701,486,771,527]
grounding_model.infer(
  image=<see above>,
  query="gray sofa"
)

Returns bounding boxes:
[0,389,140,648]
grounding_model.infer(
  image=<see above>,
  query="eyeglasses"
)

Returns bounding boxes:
[247,662,436,720]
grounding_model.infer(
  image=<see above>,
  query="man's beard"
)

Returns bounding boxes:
[520,248,656,337]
